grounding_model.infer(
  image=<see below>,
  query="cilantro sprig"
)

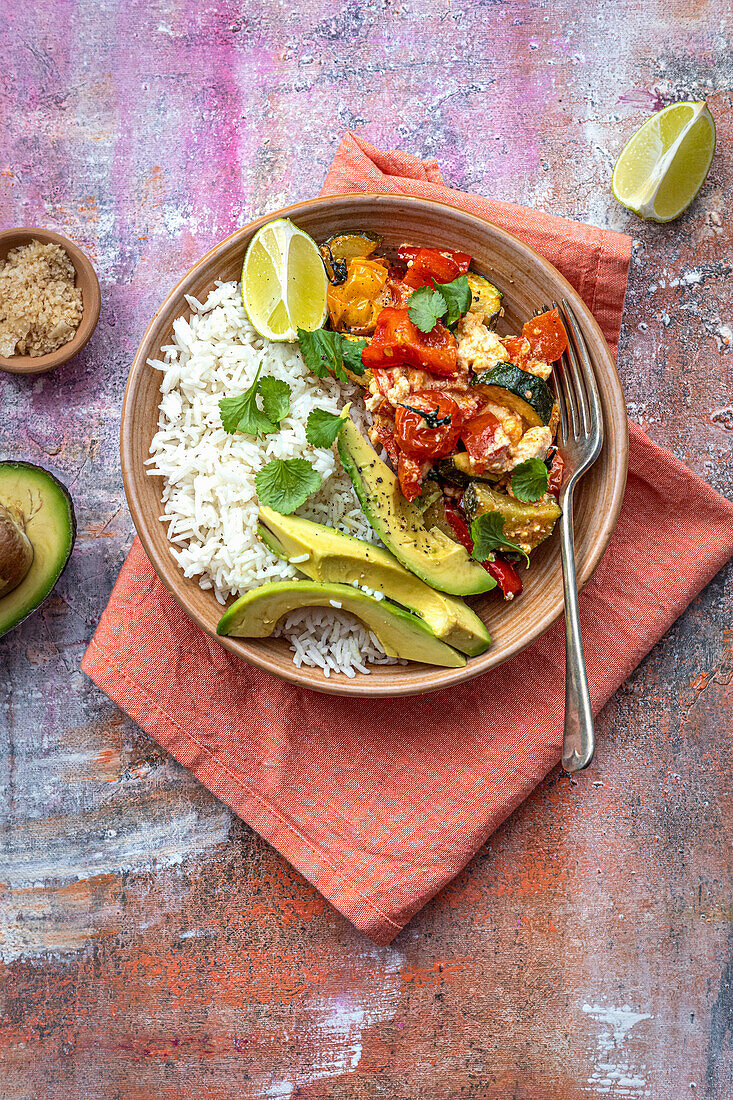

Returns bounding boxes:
[255,458,322,515]
[470,512,530,568]
[408,275,472,332]
[305,404,351,449]
[297,327,368,385]
[219,364,291,436]
[510,458,550,503]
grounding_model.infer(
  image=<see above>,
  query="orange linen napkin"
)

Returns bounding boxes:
[82,134,733,945]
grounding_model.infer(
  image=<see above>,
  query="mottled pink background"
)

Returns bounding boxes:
[1,2,731,1097]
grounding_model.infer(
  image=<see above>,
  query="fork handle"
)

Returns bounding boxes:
[559,485,595,772]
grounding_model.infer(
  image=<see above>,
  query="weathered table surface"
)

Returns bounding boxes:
[1,2,731,1097]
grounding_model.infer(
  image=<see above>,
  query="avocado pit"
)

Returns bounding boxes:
[0,502,34,598]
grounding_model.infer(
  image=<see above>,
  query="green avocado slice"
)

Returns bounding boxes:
[217,580,466,668]
[337,419,495,596]
[257,506,491,656]
[0,463,76,640]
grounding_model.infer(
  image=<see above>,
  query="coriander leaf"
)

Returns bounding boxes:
[255,458,322,515]
[259,376,291,425]
[470,512,530,568]
[408,286,447,333]
[341,336,368,376]
[297,328,367,384]
[219,364,277,436]
[510,457,549,502]
[305,404,351,449]
[435,274,472,326]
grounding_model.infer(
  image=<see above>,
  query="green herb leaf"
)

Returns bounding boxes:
[470,512,530,568]
[259,376,291,425]
[510,457,550,502]
[298,328,367,384]
[255,458,322,515]
[305,405,350,449]
[408,286,448,333]
[435,274,472,326]
[219,364,278,436]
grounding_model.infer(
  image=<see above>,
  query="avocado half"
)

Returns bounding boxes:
[0,462,76,639]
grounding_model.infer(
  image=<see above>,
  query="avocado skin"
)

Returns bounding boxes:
[258,506,491,657]
[217,579,466,669]
[337,419,495,597]
[0,463,76,640]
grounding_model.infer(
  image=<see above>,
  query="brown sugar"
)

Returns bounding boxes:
[0,240,83,357]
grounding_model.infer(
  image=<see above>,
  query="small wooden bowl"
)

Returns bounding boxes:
[121,194,628,697]
[0,227,101,375]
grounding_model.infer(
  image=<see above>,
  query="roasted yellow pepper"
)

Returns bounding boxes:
[326,257,389,335]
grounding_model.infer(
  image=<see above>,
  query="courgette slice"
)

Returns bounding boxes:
[466,273,502,325]
[471,363,555,427]
[463,482,561,553]
[320,232,383,283]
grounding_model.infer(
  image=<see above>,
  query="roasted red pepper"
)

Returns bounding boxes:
[399,246,472,289]
[547,448,565,498]
[394,392,462,460]
[459,410,509,473]
[443,503,523,600]
[361,307,458,376]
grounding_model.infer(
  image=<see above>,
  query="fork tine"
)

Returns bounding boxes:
[553,300,590,436]
[543,302,578,438]
[562,299,604,440]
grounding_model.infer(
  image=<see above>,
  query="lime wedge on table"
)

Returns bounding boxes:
[612,101,716,223]
[242,218,328,341]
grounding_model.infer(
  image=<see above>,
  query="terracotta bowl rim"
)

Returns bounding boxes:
[121,192,628,697]
[0,226,101,375]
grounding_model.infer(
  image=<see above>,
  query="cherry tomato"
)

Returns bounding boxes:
[394,392,462,460]
[523,308,568,362]
[460,410,509,472]
[402,248,468,289]
[362,307,458,376]
[502,335,530,367]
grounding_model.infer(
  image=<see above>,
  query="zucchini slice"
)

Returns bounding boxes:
[466,273,502,325]
[463,482,561,553]
[320,232,383,284]
[471,363,555,427]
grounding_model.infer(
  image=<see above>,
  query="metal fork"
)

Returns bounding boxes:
[542,299,604,772]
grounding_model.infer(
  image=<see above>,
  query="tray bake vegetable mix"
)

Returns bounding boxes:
[313,232,568,599]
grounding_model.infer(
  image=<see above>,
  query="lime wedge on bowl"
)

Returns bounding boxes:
[242,218,328,341]
[612,101,716,223]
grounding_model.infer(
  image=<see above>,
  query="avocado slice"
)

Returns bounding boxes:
[257,506,491,656]
[337,419,496,596]
[0,462,76,639]
[217,580,466,668]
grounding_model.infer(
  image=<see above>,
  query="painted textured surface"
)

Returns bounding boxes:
[1,0,732,1096]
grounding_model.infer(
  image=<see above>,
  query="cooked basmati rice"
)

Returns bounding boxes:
[146,280,399,675]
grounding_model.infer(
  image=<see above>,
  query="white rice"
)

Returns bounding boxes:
[145,280,399,675]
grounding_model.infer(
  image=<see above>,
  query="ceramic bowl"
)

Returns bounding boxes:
[0,227,101,375]
[121,194,628,697]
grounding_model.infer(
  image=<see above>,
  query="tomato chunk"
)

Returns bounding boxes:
[547,448,565,498]
[400,247,471,289]
[397,452,424,502]
[522,308,568,363]
[362,307,458,376]
[394,392,462,460]
[460,410,509,472]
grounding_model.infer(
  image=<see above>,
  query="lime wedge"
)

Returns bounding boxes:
[612,101,716,223]
[242,218,328,341]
